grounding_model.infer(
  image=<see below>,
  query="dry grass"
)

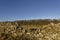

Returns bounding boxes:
[0,19,60,40]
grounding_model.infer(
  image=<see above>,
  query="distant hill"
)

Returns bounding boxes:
[0,19,60,25]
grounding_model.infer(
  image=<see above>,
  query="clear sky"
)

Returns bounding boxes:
[0,0,60,21]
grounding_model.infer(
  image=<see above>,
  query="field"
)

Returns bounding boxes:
[0,19,60,40]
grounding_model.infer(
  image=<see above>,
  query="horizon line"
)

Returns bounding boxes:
[0,18,60,22]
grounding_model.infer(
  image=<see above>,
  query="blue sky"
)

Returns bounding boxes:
[0,0,60,21]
